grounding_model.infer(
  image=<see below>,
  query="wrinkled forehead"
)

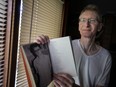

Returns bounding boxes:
[79,10,99,19]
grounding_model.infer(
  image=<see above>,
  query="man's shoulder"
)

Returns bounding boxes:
[99,47,112,62]
[100,47,111,56]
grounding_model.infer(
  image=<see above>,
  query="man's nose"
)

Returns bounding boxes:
[84,20,90,27]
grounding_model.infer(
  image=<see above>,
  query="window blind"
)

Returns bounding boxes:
[15,0,33,87]
[0,0,8,86]
[20,0,33,44]
[15,0,64,86]
[31,0,64,42]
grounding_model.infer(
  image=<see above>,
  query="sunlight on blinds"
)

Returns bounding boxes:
[15,0,32,87]
[0,0,8,86]
[31,0,63,42]
[15,0,64,86]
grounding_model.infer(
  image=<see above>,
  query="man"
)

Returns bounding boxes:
[36,4,112,87]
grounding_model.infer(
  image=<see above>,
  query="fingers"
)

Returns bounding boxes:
[57,73,75,84]
[36,35,49,44]
[53,73,75,87]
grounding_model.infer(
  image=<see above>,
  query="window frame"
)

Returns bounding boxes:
[6,0,21,87]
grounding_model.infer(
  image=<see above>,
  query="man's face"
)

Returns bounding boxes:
[78,10,101,38]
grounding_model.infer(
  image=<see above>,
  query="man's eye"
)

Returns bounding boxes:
[80,19,86,22]
[89,19,97,23]
[90,19,96,22]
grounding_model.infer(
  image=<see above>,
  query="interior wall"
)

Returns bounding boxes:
[65,0,116,40]
[64,0,116,87]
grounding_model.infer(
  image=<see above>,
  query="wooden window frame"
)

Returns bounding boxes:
[6,0,21,87]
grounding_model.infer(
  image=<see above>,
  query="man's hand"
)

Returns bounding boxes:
[35,35,49,44]
[53,73,75,87]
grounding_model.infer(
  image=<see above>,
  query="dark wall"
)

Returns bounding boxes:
[65,0,85,39]
[64,0,116,87]
[65,0,116,40]
[85,0,116,14]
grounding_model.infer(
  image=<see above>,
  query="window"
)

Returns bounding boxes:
[0,0,12,87]
[15,0,64,86]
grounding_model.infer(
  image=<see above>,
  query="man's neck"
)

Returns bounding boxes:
[80,37,100,55]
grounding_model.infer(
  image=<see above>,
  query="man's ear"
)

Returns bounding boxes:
[98,23,103,32]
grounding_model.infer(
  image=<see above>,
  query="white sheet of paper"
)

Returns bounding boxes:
[49,36,77,77]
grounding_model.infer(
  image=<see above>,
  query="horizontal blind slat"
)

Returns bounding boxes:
[0,0,7,6]
[0,32,5,34]
[0,48,4,51]
[0,18,6,22]
[0,4,7,10]
[0,28,5,30]
[0,36,5,39]
[0,9,7,14]
[0,23,6,26]
[0,52,4,55]
[0,14,6,18]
